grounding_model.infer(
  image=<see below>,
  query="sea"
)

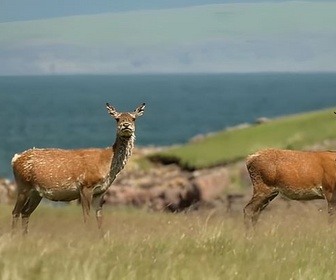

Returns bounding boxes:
[0,72,336,179]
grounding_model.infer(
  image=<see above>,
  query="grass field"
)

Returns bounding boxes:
[1,202,336,280]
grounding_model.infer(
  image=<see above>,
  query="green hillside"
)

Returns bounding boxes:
[149,108,336,170]
[1,2,336,46]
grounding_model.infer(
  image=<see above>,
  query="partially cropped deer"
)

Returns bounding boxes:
[244,148,336,228]
[11,102,145,235]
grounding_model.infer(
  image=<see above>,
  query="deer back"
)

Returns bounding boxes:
[247,149,336,188]
[12,148,113,188]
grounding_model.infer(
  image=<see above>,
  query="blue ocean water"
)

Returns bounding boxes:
[0,73,336,178]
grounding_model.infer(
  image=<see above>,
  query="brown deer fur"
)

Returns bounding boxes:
[244,148,336,228]
[11,102,145,235]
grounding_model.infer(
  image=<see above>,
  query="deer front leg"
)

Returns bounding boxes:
[92,194,106,230]
[79,186,93,223]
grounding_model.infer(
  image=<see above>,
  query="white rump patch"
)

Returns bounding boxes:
[11,153,20,165]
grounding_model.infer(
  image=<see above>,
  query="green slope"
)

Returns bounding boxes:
[149,108,336,170]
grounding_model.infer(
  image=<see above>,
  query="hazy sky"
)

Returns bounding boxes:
[1,1,335,75]
[0,0,259,22]
[1,1,310,22]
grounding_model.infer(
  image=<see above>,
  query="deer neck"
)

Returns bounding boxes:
[108,133,135,183]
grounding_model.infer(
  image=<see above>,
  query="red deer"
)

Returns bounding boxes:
[11,102,145,235]
[244,148,336,228]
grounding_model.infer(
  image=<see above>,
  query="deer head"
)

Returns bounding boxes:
[106,103,146,137]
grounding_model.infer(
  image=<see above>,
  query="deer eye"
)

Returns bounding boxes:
[115,118,120,122]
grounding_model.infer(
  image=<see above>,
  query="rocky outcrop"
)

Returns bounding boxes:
[103,163,202,212]
[102,159,238,212]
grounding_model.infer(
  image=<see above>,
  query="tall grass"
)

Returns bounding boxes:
[1,202,336,280]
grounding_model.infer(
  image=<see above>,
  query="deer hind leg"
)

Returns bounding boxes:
[243,184,278,229]
[20,190,43,235]
[11,190,30,235]
[79,186,93,224]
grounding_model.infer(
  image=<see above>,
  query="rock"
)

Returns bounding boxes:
[255,117,270,124]
[104,186,149,207]
[0,178,16,204]
[191,167,230,202]
[148,177,201,212]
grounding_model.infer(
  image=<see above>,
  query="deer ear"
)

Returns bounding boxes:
[134,103,146,118]
[106,103,120,118]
